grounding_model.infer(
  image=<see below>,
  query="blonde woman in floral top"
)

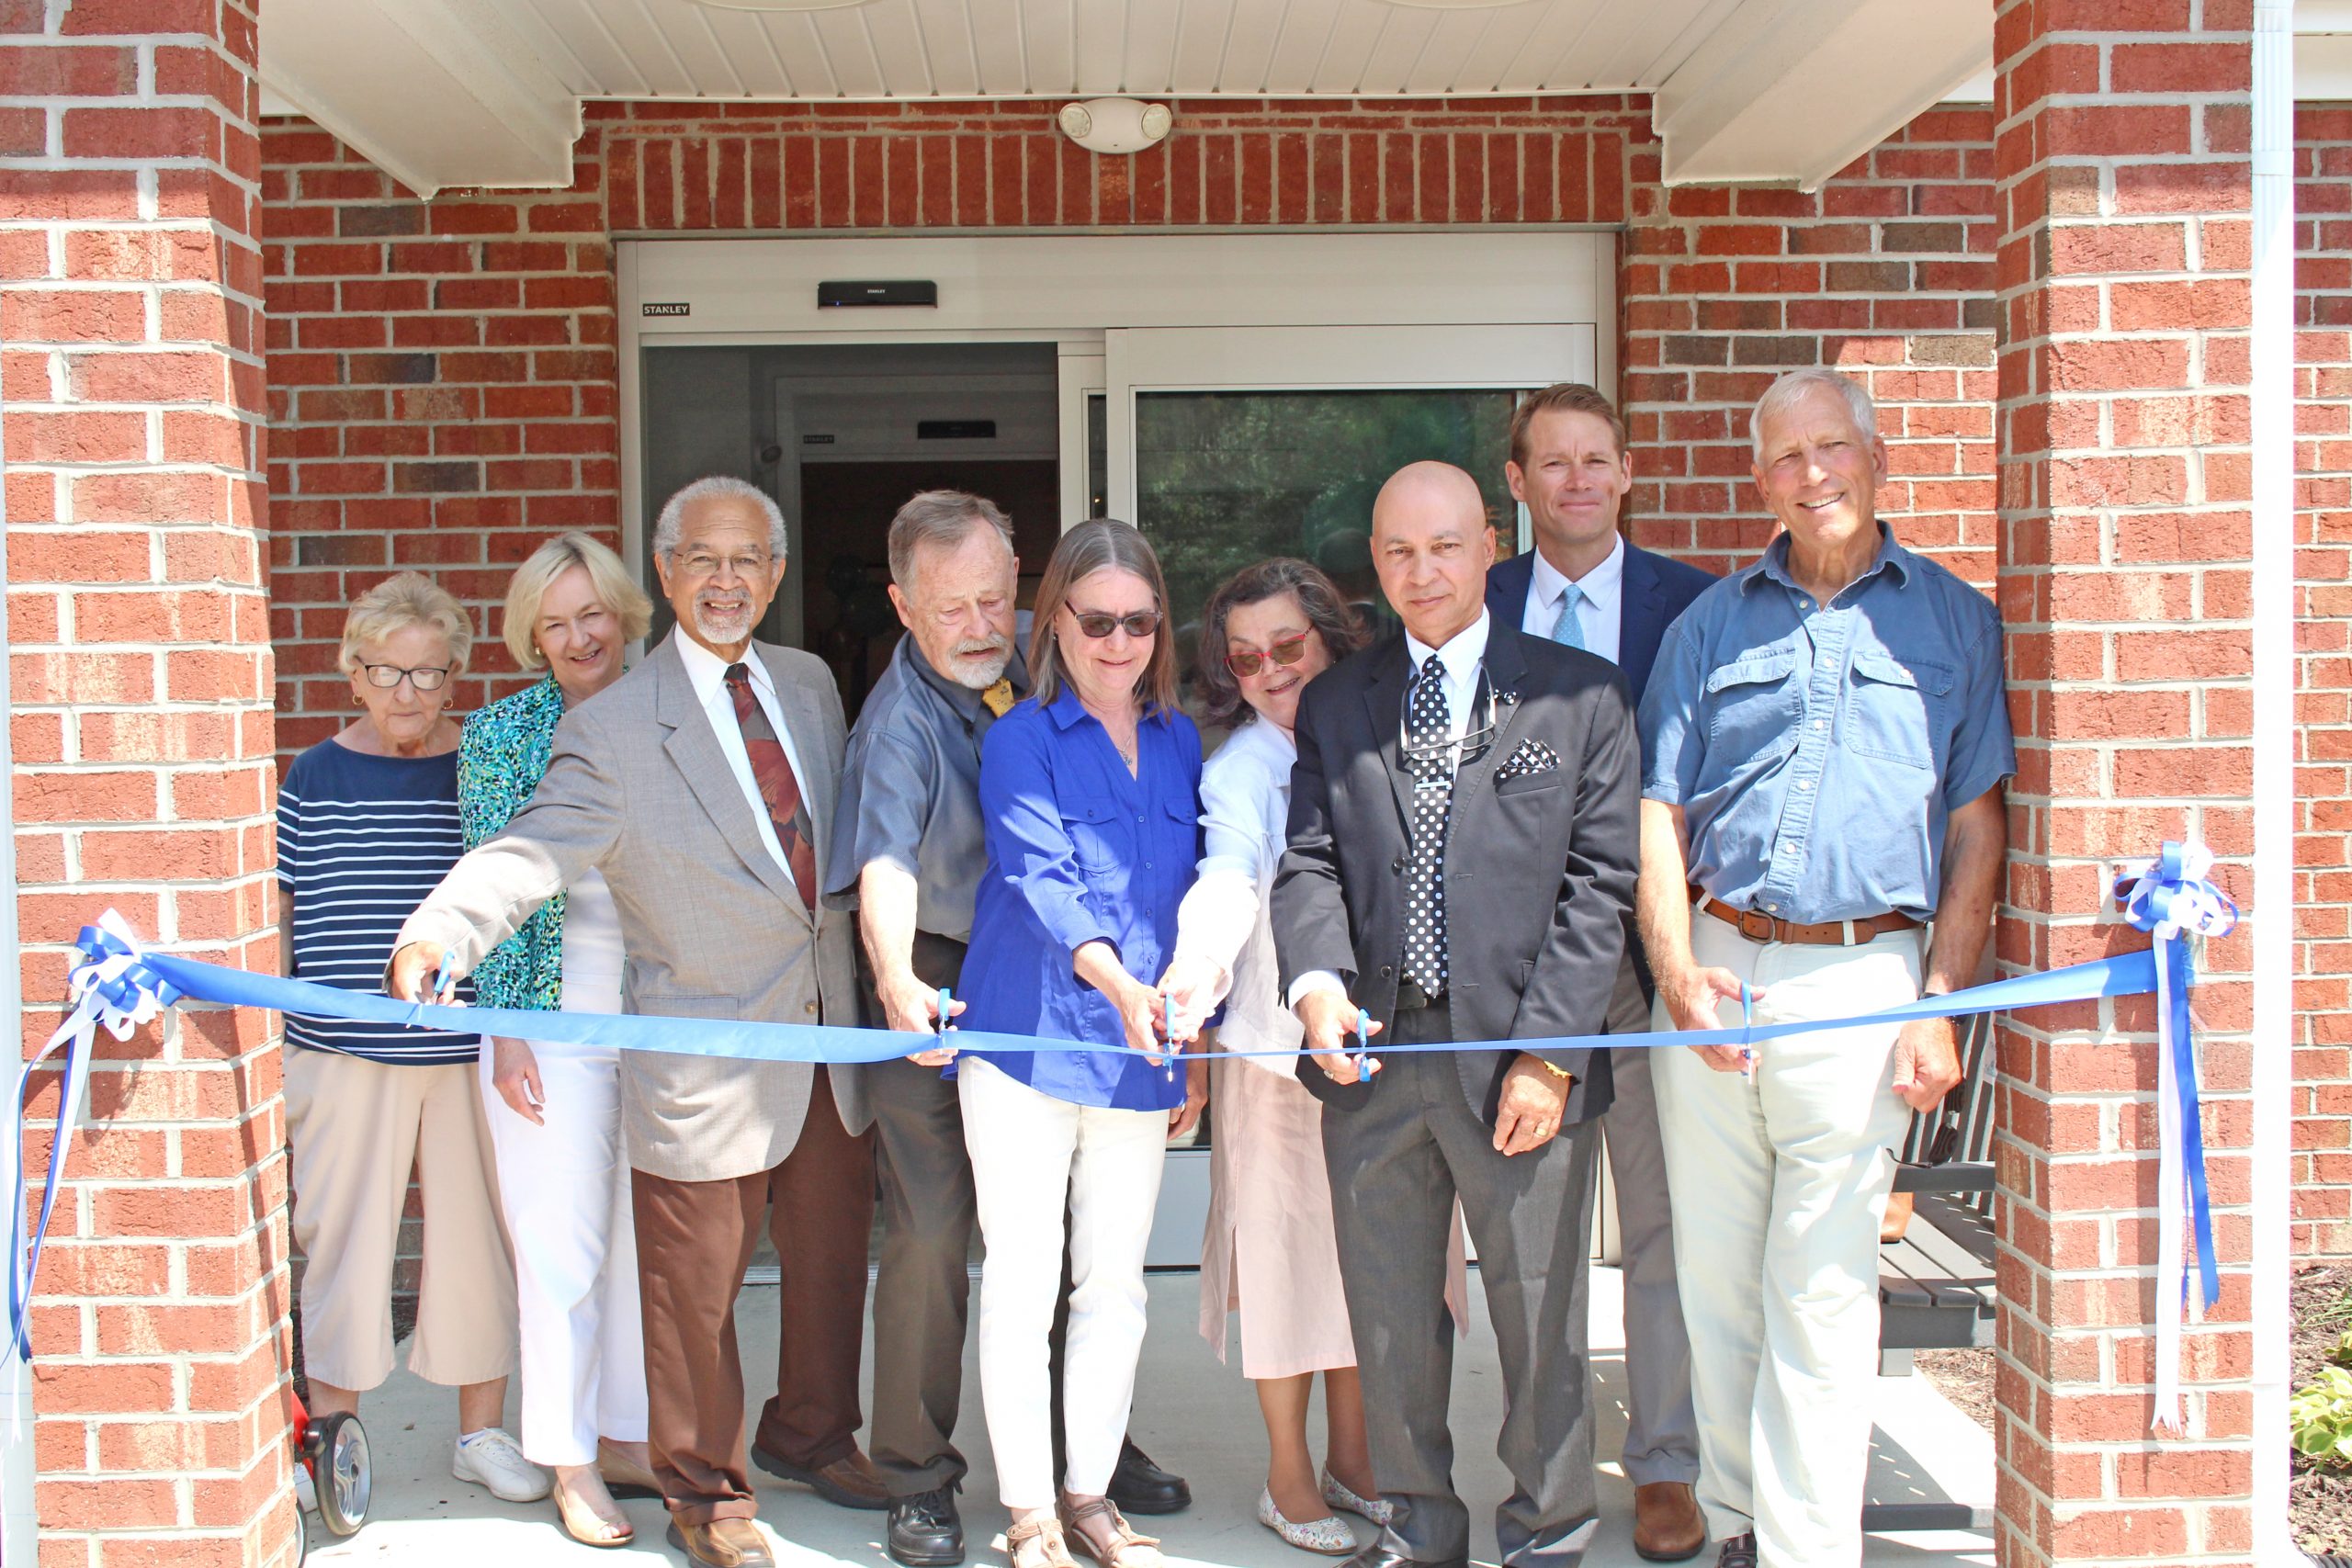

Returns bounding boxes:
[458,531,655,1549]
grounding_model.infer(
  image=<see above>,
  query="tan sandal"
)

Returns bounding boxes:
[553,1475,634,1549]
[1006,1515,1079,1568]
[1058,1494,1163,1568]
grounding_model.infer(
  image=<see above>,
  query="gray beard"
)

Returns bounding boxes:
[941,648,1012,690]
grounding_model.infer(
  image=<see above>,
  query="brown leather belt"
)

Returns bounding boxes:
[1692,891,1920,947]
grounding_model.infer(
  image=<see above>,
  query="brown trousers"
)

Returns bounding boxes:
[633,1066,877,1525]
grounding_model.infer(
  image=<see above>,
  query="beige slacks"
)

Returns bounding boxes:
[1650,918,1921,1568]
[286,1046,518,1393]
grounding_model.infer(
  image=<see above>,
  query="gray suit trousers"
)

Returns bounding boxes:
[1324,1005,1601,1568]
[1601,955,1702,1486]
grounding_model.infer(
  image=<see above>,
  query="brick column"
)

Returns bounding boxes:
[1992,4,2256,1564]
[0,2,294,1564]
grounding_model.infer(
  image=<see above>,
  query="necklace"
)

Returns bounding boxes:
[1114,734,1137,770]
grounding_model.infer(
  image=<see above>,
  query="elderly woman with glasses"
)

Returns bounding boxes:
[955,520,1204,1568]
[277,571,546,1507]
[458,532,659,1548]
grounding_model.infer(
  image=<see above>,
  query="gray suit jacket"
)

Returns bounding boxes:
[395,631,862,1183]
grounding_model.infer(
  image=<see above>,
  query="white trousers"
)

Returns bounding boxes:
[959,1056,1167,1510]
[1650,917,1921,1568]
[479,969,649,1467]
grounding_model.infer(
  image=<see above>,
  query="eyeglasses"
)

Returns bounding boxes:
[673,551,774,580]
[1225,632,1313,678]
[1068,608,1161,639]
[357,663,452,692]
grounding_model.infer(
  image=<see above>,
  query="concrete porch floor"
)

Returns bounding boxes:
[304,1267,1994,1568]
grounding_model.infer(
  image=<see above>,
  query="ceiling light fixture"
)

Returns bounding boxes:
[1057,97,1174,156]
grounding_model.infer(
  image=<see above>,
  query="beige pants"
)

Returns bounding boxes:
[286,1046,518,1393]
[1650,917,1922,1568]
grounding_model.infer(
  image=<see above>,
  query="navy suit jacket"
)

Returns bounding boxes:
[1485,540,1715,706]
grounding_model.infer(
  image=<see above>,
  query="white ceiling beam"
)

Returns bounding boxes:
[1651,0,1987,191]
[260,0,582,197]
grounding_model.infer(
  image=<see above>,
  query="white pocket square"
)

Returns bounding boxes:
[1494,739,1560,782]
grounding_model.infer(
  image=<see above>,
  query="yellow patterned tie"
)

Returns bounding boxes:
[981,678,1015,717]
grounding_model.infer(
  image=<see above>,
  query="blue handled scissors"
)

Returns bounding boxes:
[937,987,957,1080]
[432,952,458,1005]
[1354,1007,1371,1075]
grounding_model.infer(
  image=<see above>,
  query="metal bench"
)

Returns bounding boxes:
[1862,1000,1998,1534]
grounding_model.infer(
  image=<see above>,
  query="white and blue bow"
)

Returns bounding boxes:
[2112,840,2237,1434]
[5,913,183,1370]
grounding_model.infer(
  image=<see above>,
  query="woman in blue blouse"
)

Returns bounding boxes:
[457,532,655,1548]
[957,521,1204,1568]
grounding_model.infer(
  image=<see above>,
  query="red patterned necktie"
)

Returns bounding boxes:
[723,662,818,908]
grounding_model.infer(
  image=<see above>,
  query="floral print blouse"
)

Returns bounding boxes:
[457,674,570,1012]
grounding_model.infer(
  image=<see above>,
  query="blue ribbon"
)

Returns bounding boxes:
[6,910,2173,1375]
[108,940,2162,1066]
[2110,839,2235,1431]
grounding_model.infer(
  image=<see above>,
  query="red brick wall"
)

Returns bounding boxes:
[4,0,298,1561]
[1992,6,2257,1559]
[2295,103,2352,1261]
[1620,108,1999,587]
[260,123,619,751]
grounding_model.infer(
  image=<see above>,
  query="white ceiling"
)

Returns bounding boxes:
[259,0,2352,198]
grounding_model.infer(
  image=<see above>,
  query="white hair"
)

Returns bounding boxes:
[1749,368,1879,460]
[652,476,788,563]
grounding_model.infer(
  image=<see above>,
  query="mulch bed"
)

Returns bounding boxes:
[2293,1262,2352,1559]
[1917,1348,1996,1435]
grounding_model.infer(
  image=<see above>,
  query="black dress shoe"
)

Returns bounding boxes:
[888,1486,966,1568]
[1340,1548,1466,1568]
[1715,1534,1758,1568]
[1105,1438,1190,1516]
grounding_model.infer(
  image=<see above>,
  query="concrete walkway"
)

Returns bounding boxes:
[304,1268,1993,1568]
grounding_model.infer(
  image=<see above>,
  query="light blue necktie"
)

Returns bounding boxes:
[1548,583,1586,650]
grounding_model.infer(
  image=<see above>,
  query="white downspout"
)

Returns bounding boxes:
[2247,3,2292,1563]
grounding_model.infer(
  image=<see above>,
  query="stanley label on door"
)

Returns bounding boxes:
[642,301,691,317]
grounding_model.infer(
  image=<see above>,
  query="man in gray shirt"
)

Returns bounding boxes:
[825,491,1188,1568]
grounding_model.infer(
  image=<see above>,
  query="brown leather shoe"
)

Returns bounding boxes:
[1632,1482,1707,1562]
[666,1517,776,1568]
[752,1442,889,1509]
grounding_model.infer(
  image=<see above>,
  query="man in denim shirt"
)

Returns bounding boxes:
[1634,370,2012,1568]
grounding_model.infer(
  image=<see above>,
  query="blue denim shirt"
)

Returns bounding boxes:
[1639,526,2013,924]
[960,687,1202,1111]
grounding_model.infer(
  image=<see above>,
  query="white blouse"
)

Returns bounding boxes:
[1170,718,1301,1074]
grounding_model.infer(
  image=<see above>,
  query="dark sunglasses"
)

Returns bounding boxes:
[1225,632,1313,678]
[1069,608,1162,639]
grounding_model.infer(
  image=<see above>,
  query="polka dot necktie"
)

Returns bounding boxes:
[1402,653,1455,997]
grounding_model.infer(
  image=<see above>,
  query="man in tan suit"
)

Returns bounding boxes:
[390,477,876,1568]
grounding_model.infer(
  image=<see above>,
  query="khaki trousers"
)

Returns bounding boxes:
[1650,918,1921,1568]
[285,1046,517,1393]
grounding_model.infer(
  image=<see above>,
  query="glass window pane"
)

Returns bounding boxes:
[1133,389,1520,666]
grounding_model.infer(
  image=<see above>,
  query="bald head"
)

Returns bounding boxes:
[1374,461,1487,533]
[1371,460,1495,649]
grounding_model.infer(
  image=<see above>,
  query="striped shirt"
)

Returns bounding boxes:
[277,738,481,1065]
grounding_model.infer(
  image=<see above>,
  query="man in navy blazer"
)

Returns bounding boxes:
[1488,384,1714,1563]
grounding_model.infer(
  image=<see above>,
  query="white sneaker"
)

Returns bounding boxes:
[453,1427,551,1503]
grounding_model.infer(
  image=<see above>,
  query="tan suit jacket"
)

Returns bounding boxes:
[396,631,860,1183]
